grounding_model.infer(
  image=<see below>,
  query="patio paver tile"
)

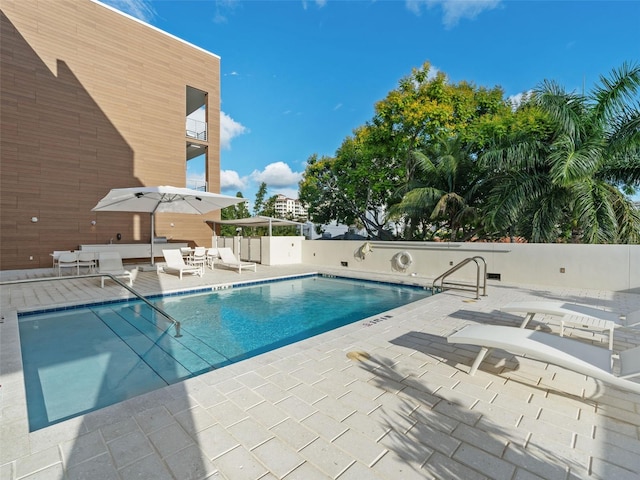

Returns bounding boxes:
[226,417,274,451]
[147,422,195,458]
[117,453,173,480]
[106,430,154,469]
[196,423,240,460]
[452,442,516,480]
[251,437,305,478]
[299,437,355,479]
[212,445,268,480]
[3,265,640,480]
[65,452,118,480]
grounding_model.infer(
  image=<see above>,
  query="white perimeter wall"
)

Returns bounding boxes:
[262,236,304,265]
[301,241,640,292]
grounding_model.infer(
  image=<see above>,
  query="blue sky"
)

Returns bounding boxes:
[103,0,640,206]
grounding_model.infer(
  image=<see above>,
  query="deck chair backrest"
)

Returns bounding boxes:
[163,249,187,266]
[58,252,77,263]
[52,250,69,260]
[218,247,239,264]
[619,345,640,378]
[624,309,640,327]
[98,252,124,271]
[77,251,96,262]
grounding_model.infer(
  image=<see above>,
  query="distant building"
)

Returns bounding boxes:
[274,194,307,220]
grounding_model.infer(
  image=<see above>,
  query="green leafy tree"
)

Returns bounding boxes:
[372,62,511,183]
[261,195,277,217]
[299,128,399,239]
[372,62,513,239]
[253,182,268,216]
[482,62,640,243]
[219,192,250,236]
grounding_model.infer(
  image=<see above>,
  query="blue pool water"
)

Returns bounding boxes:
[19,275,431,431]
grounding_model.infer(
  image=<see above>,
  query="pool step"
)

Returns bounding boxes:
[116,303,231,369]
[94,304,229,381]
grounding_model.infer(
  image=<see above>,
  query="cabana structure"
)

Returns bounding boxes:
[205,216,305,265]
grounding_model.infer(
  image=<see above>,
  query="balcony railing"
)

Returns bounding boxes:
[186,118,207,141]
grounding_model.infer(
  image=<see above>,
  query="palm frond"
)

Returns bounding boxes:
[484,172,552,231]
[570,181,619,243]
[533,80,585,140]
[592,62,640,123]
[529,194,566,242]
[548,135,605,186]
[612,194,640,243]
[480,137,547,171]
[431,192,465,219]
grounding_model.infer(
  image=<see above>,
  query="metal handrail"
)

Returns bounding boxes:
[0,273,182,337]
[432,256,487,299]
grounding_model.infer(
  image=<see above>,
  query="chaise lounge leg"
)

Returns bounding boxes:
[469,347,493,375]
[519,312,535,328]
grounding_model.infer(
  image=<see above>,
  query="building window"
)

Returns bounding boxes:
[186,86,207,141]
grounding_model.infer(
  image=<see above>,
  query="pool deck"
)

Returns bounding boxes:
[1,263,640,480]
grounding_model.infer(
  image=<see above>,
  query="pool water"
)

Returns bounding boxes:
[19,275,431,431]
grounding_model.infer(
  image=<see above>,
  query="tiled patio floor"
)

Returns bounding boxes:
[1,264,639,479]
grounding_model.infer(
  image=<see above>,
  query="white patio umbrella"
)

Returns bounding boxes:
[92,186,244,265]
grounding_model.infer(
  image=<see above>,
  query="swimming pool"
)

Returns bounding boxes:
[19,275,432,431]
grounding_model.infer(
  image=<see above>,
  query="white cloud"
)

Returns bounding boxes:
[302,0,327,10]
[220,111,248,150]
[406,0,501,28]
[213,0,241,24]
[508,90,532,110]
[250,162,303,188]
[220,170,247,192]
[186,171,206,190]
[101,0,156,22]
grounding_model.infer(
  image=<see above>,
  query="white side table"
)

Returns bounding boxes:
[560,314,615,350]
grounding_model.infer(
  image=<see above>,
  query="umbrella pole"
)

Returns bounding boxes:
[150,213,155,266]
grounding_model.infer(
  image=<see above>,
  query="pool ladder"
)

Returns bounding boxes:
[432,256,487,299]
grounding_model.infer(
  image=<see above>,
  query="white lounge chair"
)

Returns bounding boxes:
[217,247,256,273]
[501,301,639,327]
[502,301,640,350]
[98,252,134,287]
[162,249,203,279]
[448,324,640,394]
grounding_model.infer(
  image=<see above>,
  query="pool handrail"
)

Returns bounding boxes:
[0,273,182,337]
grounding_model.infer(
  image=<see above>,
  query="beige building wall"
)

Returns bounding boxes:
[0,0,221,270]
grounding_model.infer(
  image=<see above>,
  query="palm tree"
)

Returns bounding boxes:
[482,62,640,243]
[389,135,484,241]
